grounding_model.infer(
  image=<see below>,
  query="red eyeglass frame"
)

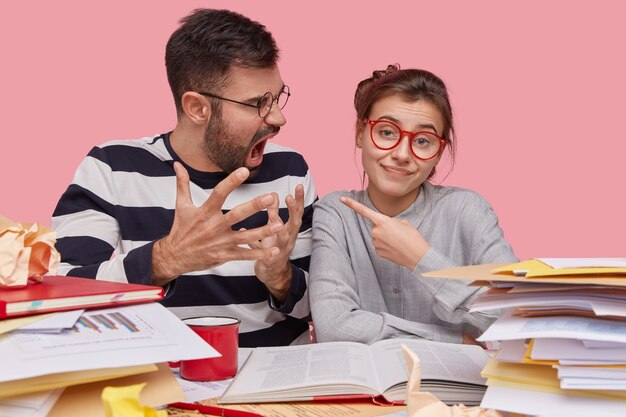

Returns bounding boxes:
[365,119,447,161]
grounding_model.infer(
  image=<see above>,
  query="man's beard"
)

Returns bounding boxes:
[202,112,279,176]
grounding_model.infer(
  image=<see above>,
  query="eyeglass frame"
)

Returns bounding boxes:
[198,85,290,118]
[364,119,447,161]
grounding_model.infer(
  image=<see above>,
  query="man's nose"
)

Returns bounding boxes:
[263,104,286,126]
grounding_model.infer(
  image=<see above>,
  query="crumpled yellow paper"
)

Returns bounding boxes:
[101,383,166,417]
[0,214,60,287]
[401,344,502,417]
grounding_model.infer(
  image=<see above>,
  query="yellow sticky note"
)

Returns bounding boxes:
[101,383,166,417]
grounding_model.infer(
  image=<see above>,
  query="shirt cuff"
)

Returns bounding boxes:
[122,241,155,286]
[268,264,307,314]
[412,247,454,296]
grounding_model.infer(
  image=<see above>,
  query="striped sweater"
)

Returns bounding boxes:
[51,133,316,347]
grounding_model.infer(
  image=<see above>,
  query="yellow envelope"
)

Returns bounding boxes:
[422,263,626,287]
[482,357,626,401]
[523,339,626,367]
[0,364,157,398]
[49,363,183,417]
[520,340,558,366]
[493,259,626,278]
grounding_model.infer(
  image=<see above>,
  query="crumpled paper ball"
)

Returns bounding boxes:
[0,214,60,287]
[401,344,502,417]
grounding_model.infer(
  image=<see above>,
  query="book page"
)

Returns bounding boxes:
[370,338,489,392]
[222,342,382,400]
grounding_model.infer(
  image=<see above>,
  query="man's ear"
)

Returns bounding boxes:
[181,92,211,125]
[355,119,364,149]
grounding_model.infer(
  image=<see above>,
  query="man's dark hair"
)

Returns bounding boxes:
[165,9,279,117]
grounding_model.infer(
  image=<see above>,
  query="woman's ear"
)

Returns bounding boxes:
[181,92,211,125]
[355,119,364,148]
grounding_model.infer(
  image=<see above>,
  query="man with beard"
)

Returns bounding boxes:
[51,9,316,347]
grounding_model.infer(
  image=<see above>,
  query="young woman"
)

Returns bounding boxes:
[310,65,517,344]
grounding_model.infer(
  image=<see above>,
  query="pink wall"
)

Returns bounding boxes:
[2,1,625,260]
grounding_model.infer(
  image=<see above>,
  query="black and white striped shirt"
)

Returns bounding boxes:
[51,133,316,347]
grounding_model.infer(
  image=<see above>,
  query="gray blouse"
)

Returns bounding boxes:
[310,182,517,344]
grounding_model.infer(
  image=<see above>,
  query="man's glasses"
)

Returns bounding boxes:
[365,119,447,160]
[199,85,290,118]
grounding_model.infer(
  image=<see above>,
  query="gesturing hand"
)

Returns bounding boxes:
[340,196,431,270]
[151,162,284,286]
[248,184,305,302]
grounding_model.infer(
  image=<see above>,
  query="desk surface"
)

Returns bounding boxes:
[167,398,406,417]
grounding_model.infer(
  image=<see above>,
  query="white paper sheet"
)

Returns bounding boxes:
[537,258,626,269]
[0,303,219,383]
[177,378,233,402]
[477,313,626,343]
[174,348,252,402]
[556,365,626,379]
[531,338,626,361]
[0,388,63,417]
[560,377,626,390]
[494,340,526,363]
[582,340,626,349]
[13,310,84,333]
[471,292,626,317]
[481,385,626,417]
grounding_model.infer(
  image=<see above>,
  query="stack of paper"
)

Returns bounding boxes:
[424,258,626,417]
[0,302,220,416]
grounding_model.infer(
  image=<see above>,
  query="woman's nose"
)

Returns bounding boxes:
[391,134,413,161]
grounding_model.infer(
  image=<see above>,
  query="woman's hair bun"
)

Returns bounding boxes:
[372,64,400,79]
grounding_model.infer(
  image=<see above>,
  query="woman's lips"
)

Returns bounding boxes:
[381,165,413,176]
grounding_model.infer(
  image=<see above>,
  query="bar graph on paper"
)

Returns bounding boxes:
[73,312,141,333]
[9,306,166,356]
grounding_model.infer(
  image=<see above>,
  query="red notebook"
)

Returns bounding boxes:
[0,276,164,319]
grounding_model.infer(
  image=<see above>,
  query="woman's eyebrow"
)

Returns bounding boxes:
[377,115,439,134]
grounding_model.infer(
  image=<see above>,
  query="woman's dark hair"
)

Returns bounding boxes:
[165,9,279,117]
[354,64,456,174]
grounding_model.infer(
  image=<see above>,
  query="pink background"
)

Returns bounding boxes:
[2,1,625,260]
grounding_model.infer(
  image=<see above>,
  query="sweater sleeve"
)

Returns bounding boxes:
[51,148,155,286]
[310,196,463,344]
[413,192,518,334]
[267,162,316,319]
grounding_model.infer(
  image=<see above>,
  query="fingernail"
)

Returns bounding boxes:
[236,168,248,179]
[271,247,280,256]
[340,197,347,203]
[286,195,294,205]
[261,194,274,205]
[270,222,283,233]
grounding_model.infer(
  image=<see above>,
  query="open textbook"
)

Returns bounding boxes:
[220,338,490,406]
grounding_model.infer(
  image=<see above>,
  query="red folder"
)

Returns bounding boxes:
[0,276,164,319]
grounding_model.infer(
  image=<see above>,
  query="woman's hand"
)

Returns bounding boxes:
[341,196,431,270]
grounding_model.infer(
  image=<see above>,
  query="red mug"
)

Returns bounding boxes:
[179,316,240,381]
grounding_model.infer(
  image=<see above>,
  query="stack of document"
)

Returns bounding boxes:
[424,258,626,417]
[0,301,220,416]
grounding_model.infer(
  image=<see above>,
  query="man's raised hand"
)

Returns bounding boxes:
[151,162,284,286]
